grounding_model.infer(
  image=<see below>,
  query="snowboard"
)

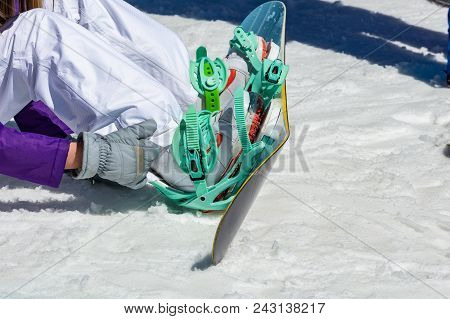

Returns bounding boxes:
[211,1,289,265]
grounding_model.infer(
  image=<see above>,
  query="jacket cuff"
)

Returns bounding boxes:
[47,139,71,188]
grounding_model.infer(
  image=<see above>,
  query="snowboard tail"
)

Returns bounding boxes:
[212,88,288,264]
[212,1,289,265]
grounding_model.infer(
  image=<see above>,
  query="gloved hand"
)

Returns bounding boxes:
[73,120,161,189]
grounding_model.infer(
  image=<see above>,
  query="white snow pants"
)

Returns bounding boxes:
[0,0,197,146]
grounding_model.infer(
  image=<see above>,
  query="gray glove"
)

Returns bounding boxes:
[73,120,161,189]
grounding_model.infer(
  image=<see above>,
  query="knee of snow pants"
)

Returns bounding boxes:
[51,0,198,108]
[0,8,183,147]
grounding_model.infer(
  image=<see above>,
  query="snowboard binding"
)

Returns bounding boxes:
[152,26,289,211]
[190,46,228,112]
[230,27,288,108]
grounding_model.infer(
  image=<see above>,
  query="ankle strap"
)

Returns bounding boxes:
[190,46,228,112]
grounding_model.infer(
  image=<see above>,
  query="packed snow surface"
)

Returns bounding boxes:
[1,0,450,298]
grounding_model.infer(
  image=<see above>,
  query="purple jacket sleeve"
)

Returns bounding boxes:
[14,101,73,138]
[0,122,70,188]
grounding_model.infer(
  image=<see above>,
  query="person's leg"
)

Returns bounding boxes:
[55,0,197,107]
[0,9,181,147]
[43,0,81,22]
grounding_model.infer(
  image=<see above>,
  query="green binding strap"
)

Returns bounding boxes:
[229,26,289,109]
[190,46,228,112]
[171,106,219,197]
[233,87,252,153]
[152,134,274,211]
[250,59,289,109]
[230,27,262,73]
[151,88,272,211]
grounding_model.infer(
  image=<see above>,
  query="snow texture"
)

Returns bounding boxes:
[1,0,450,298]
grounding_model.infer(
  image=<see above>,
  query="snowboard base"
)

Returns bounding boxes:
[211,1,289,265]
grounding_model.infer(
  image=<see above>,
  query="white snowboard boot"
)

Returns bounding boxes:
[150,31,281,193]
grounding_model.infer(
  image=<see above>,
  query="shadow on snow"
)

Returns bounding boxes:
[127,0,448,84]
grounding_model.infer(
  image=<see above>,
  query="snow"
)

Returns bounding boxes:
[1,0,450,298]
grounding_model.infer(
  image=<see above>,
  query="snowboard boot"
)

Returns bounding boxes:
[151,30,279,193]
[219,30,281,158]
[150,27,288,210]
[149,88,252,194]
[220,31,281,109]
